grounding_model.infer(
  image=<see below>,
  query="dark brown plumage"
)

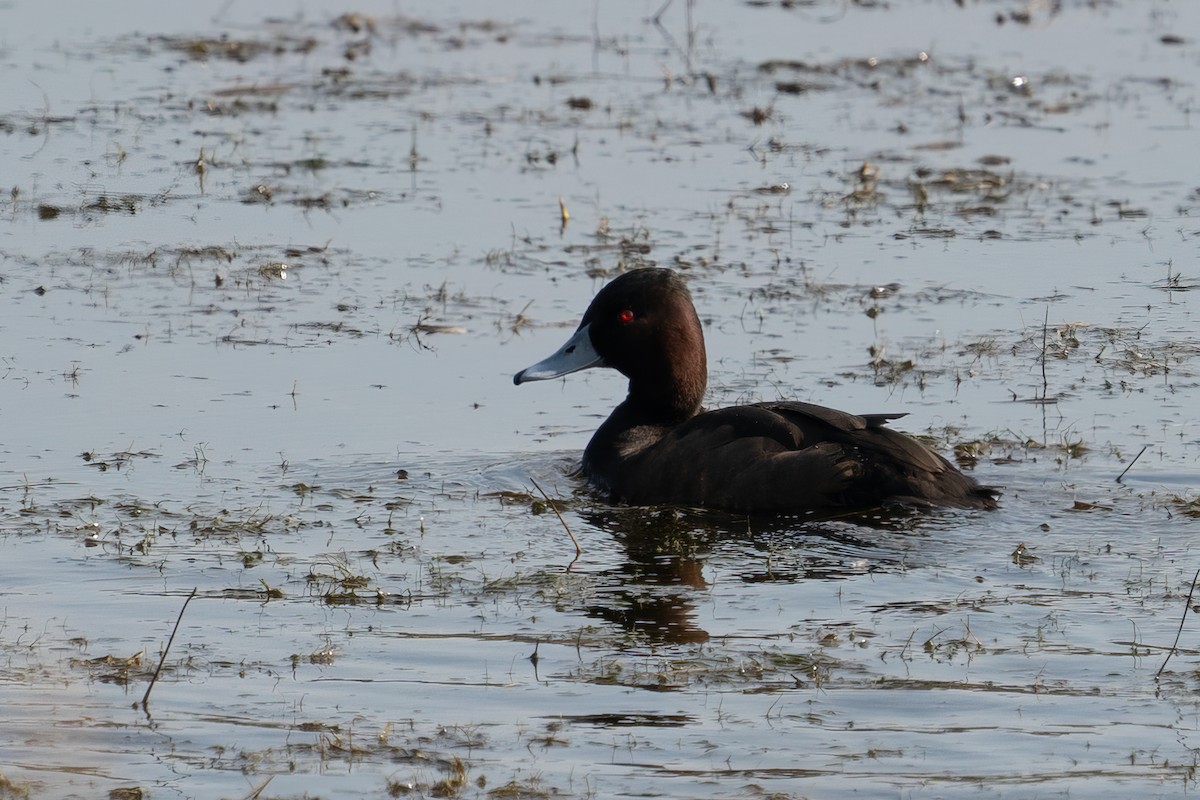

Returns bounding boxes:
[514,267,997,513]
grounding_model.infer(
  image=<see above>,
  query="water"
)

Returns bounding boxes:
[2,0,1199,797]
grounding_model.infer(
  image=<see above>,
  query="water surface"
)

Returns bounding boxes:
[2,1,1199,797]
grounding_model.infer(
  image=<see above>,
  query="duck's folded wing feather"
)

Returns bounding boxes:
[605,404,859,510]
[609,402,994,511]
[763,402,949,476]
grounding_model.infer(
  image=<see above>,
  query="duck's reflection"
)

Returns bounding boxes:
[577,506,712,645]
[576,504,928,645]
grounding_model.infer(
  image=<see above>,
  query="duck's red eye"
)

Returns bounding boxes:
[618,309,635,323]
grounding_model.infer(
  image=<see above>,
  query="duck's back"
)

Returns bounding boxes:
[588,401,997,513]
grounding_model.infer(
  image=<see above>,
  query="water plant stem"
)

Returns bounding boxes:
[1156,568,1200,678]
[530,478,581,560]
[1116,444,1148,483]
[142,587,198,709]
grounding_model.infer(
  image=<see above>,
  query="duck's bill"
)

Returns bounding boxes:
[513,323,605,384]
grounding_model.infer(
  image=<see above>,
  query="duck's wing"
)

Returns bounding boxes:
[610,401,996,512]
[762,401,998,509]
[604,403,859,511]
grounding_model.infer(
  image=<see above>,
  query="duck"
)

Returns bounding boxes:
[513,267,998,513]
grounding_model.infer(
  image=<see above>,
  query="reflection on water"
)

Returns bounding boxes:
[577,504,963,644]
[581,507,715,644]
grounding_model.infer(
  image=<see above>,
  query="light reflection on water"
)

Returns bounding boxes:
[1,0,1199,797]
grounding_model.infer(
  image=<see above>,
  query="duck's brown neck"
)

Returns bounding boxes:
[624,315,706,423]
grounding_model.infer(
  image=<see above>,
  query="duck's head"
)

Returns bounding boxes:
[514,268,707,421]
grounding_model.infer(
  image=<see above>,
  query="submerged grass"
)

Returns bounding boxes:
[0,774,33,800]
